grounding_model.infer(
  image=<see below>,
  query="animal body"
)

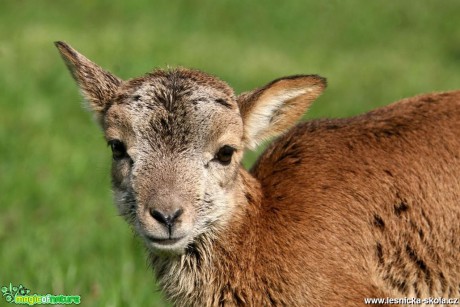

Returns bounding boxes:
[56,41,460,306]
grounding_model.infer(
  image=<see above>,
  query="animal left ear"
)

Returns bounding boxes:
[237,75,326,149]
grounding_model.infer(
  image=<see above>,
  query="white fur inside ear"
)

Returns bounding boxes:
[244,88,308,149]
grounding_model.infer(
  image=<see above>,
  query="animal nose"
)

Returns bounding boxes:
[149,208,184,231]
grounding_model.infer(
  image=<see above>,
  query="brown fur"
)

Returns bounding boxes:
[251,92,460,304]
[56,41,460,306]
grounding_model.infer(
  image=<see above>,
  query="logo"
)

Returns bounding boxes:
[1,283,80,305]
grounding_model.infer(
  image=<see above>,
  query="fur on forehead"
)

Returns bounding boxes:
[103,68,244,152]
[114,68,236,109]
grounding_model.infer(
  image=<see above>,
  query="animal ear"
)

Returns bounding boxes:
[55,41,122,120]
[237,75,326,149]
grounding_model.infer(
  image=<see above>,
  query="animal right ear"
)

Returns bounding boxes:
[54,41,122,121]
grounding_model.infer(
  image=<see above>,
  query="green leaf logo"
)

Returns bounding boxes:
[1,283,30,303]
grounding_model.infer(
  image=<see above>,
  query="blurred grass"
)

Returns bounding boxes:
[1,0,460,306]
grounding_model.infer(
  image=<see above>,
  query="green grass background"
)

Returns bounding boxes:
[1,1,460,306]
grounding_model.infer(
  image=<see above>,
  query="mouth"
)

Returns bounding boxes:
[146,235,184,245]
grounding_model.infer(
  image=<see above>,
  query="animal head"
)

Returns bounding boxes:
[56,41,326,255]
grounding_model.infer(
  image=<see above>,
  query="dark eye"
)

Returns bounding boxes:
[214,145,235,165]
[108,140,128,160]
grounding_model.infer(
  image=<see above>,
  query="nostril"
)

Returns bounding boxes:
[150,209,169,226]
[171,208,184,222]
